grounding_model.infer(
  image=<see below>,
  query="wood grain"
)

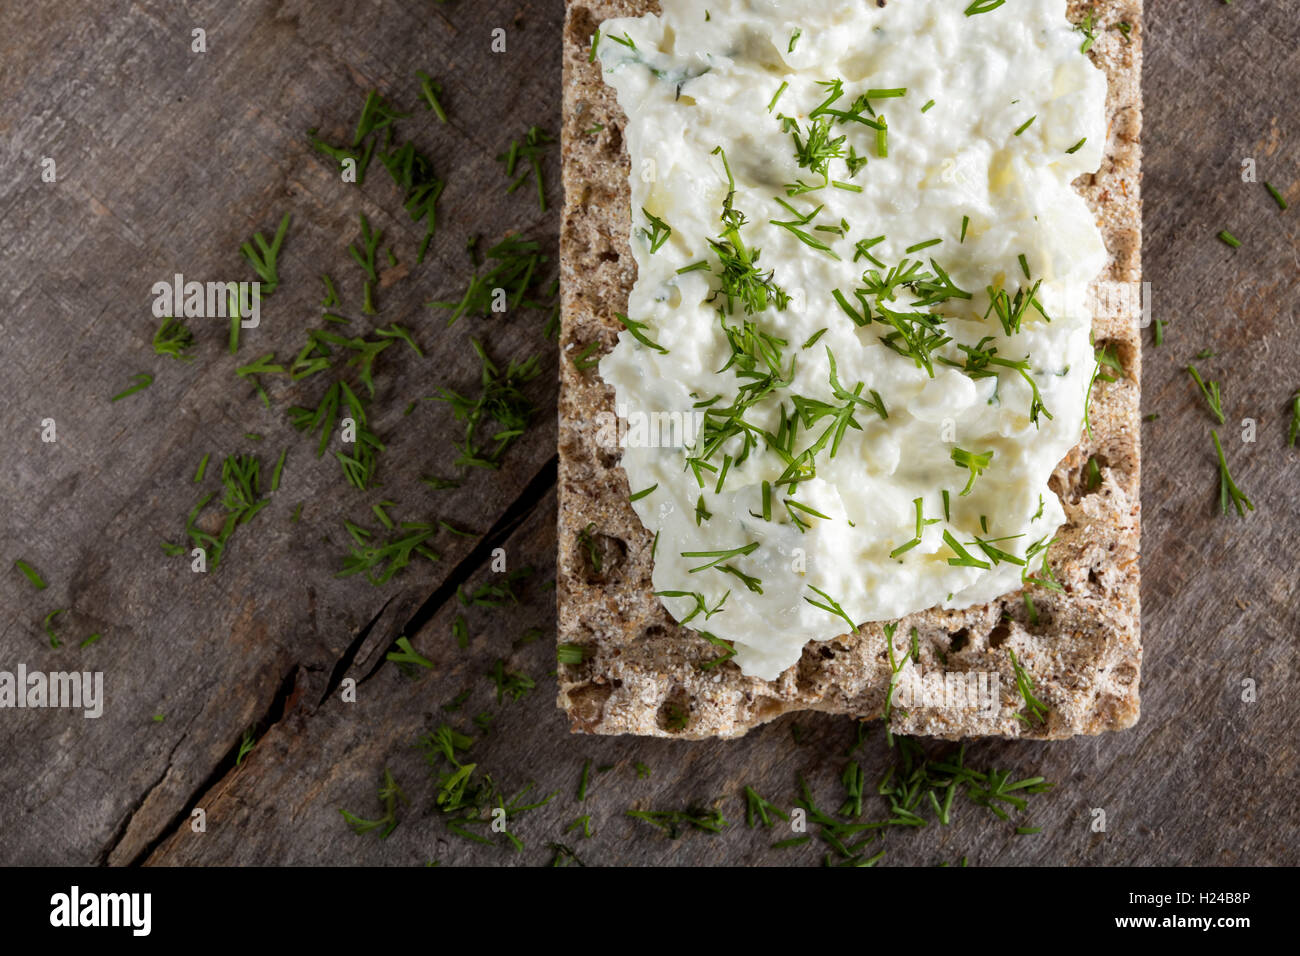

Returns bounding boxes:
[0,0,1295,866]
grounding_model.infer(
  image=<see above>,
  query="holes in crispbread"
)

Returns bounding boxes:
[596,446,622,470]
[948,627,971,653]
[576,525,628,583]
[1069,451,1111,503]
[657,692,691,734]
[1093,338,1132,384]
[567,7,599,53]
[565,681,613,729]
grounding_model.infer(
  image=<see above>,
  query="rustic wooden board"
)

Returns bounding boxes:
[0,0,562,865]
[1,0,1297,866]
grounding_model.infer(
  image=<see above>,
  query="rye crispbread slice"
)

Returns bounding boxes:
[556,0,1142,739]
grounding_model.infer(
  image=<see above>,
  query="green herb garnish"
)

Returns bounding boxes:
[804,585,856,633]
[1265,182,1288,211]
[640,208,672,252]
[1008,648,1049,725]
[1212,430,1254,517]
[153,317,195,361]
[415,70,448,122]
[111,373,153,403]
[498,126,555,211]
[1186,364,1225,424]
[14,559,46,590]
[240,212,291,297]
[951,447,993,496]
[626,804,729,838]
[431,339,540,468]
[340,768,407,839]
[615,312,669,353]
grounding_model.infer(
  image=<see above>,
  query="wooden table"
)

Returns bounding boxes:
[0,0,1295,866]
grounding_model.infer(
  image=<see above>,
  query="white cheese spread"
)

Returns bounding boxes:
[594,0,1108,680]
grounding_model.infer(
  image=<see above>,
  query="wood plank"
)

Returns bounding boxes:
[147,0,1300,867]
[0,0,563,865]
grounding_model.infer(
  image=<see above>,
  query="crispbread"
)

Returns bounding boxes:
[557,0,1142,739]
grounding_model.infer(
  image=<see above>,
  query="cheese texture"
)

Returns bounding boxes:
[594,0,1108,681]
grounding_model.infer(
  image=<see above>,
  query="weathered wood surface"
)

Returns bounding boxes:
[1,0,1297,866]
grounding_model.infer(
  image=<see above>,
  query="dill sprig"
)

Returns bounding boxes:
[571,342,600,371]
[697,630,737,669]
[42,608,66,648]
[706,146,790,315]
[744,787,789,828]
[1212,430,1254,517]
[235,729,257,766]
[487,659,535,703]
[419,725,557,852]
[338,516,439,585]
[1075,13,1097,53]
[938,336,1051,425]
[181,452,272,571]
[354,89,408,146]
[236,353,285,408]
[615,312,669,353]
[430,339,540,469]
[769,199,842,259]
[640,208,672,253]
[1021,536,1063,592]
[415,70,448,122]
[654,589,728,625]
[428,234,551,326]
[347,212,382,314]
[1007,648,1049,725]
[110,373,153,403]
[313,89,445,260]
[792,738,1055,860]
[1186,364,1225,424]
[498,126,555,211]
[340,768,408,839]
[557,643,588,665]
[14,559,47,590]
[792,773,884,865]
[376,139,445,264]
[951,447,993,496]
[386,636,434,672]
[153,317,195,361]
[804,585,857,633]
[240,212,291,300]
[626,803,729,838]
[1265,182,1288,212]
[458,567,533,607]
[288,378,386,489]
[889,497,936,558]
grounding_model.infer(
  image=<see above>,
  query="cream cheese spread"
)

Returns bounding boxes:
[594,0,1108,680]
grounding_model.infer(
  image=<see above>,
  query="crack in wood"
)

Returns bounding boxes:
[355,454,559,688]
[96,706,206,866]
[318,595,397,708]
[127,456,557,864]
[126,665,305,867]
